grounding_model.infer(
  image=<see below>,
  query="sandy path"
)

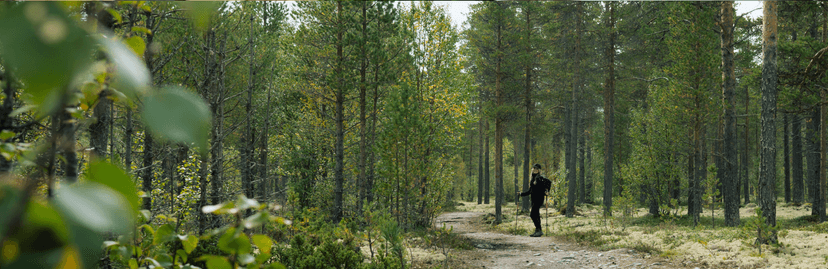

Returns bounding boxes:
[435,212,688,269]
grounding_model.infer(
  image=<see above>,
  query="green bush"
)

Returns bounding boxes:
[272,229,363,269]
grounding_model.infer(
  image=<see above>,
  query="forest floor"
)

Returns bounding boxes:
[413,200,828,269]
[429,211,677,269]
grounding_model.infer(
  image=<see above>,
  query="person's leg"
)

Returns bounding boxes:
[530,204,543,237]
[530,205,541,229]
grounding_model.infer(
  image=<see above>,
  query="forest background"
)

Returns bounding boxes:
[0,1,826,269]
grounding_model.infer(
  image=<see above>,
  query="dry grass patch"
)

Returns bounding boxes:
[454,199,828,268]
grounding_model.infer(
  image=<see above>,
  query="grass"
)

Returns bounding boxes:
[554,230,618,248]
[456,198,828,269]
[504,226,528,236]
[659,249,679,258]
[629,240,661,255]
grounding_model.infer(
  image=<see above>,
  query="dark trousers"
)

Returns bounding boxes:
[530,201,542,231]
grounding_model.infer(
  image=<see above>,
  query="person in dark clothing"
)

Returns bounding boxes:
[520,163,551,237]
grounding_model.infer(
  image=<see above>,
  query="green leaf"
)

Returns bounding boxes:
[102,241,118,249]
[65,217,105,269]
[255,253,271,265]
[201,203,223,214]
[144,257,162,268]
[142,86,211,153]
[139,209,151,223]
[237,195,260,211]
[199,255,231,269]
[124,36,146,57]
[238,253,255,265]
[138,224,155,237]
[117,246,130,261]
[99,37,151,101]
[131,26,152,36]
[0,185,22,239]
[243,212,268,229]
[52,182,133,235]
[107,8,123,24]
[0,2,97,110]
[0,130,15,140]
[154,224,176,245]
[235,233,251,255]
[179,1,223,32]
[202,202,234,215]
[86,161,140,211]
[155,253,173,268]
[128,258,138,269]
[176,249,188,263]
[251,234,272,254]
[217,227,252,255]
[178,234,199,254]
[9,105,35,118]
[217,227,237,254]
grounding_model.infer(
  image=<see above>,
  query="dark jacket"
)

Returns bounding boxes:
[520,173,551,203]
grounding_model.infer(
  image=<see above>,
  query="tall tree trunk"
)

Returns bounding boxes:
[162,146,173,214]
[494,8,503,224]
[209,32,228,216]
[692,114,706,226]
[141,131,154,211]
[478,113,484,205]
[566,2,582,218]
[721,1,740,226]
[90,93,110,161]
[672,152,680,202]
[514,132,519,205]
[578,112,586,205]
[357,2,368,215]
[758,0,778,244]
[485,120,490,204]
[242,13,256,200]
[47,114,59,198]
[821,6,827,223]
[367,66,381,205]
[83,1,109,163]
[793,114,804,203]
[125,107,133,172]
[603,1,616,217]
[333,0,345,223]
[744,73,751,204]
[259,88,271,201]
[784,114,791,203]
[688,130,696,216]
[140,13,157,211]
[198,150,209,233]
[58,106,78,184]
[808,109,822,216]
[522,2,533,213]
[552,132,561,171]
[199,28,214,230]
[586,140,593,203]
[812,17,826,222]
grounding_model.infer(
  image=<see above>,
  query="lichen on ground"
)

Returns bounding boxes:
[455,199,828,269]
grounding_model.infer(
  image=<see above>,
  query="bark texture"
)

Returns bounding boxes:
[758,0,778,244]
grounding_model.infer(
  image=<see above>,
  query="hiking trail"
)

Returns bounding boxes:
[435,211,691,269]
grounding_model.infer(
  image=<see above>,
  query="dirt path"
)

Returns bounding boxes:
[435,212,688,269]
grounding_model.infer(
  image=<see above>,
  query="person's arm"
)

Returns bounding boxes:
[520,189,530,196]
[521,178,537,196]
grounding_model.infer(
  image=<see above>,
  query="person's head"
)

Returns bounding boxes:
[532,163,541,175]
